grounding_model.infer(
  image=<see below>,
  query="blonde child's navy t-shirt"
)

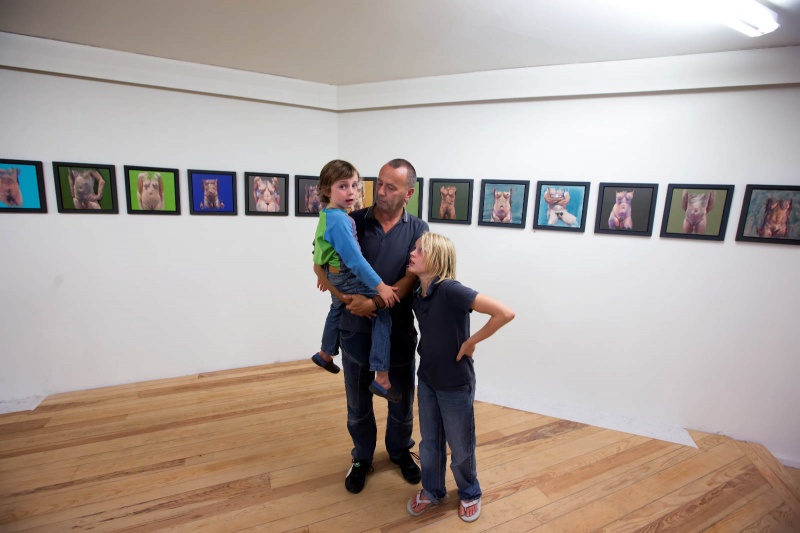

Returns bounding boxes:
[413,278,478,391]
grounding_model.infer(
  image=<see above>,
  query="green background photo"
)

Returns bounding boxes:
[128,169,178,211]
[431,181,471,220]
[56,166,115,210]
[407,178,423,217]
[665,188,728,235]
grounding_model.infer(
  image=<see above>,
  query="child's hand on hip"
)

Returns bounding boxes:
[457,340,476,361]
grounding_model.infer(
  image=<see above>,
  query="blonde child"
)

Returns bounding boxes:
[311,160,402,402]
[405,232,515,522]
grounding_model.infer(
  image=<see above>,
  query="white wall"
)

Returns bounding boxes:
[339,87,800,466]
[0,68,339,402]
[2,36,798,467]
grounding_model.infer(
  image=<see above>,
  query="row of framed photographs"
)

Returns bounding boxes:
[1,158,797,245]
[0,159,291,217]
[436,178,798,245]
[0,159,420,218]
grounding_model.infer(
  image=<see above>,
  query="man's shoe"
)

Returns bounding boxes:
[391,450,421,484]
[344,458,373,494]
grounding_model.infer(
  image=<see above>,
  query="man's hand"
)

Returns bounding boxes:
[345,294,377,317]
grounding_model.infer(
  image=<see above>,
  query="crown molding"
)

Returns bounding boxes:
[3,32,798,112]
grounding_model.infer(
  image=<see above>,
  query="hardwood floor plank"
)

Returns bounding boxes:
[482,436,729,531]
[737,441,800,522]
[597,456,767,532]
[0,399,343,484]
[701,486,782,532]
[14,473,274,533]
[0,363,793,532]
[0,418,50,436]
[742,502,798,532]
[525,440,745,532]
[0,390,343,460]
[747,442,800,501]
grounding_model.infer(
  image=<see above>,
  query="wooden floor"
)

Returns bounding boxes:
[1,361,798,532]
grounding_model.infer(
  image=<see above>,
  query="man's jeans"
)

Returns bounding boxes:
[320,269,390,373]
[340,329,417,462]
[418,379,482,503]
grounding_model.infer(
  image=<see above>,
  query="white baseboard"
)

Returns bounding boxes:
[776,456,800,469]
[0,395,46,415]
[476,387,697,448]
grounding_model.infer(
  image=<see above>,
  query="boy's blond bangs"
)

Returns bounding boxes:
[421,232,457,282]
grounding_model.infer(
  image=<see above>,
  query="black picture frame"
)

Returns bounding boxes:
[594,182,659,237]
[245,172,289,216]
[477,179,530,229]
[188,169,237,215]
[428,178,473,225]
[53,161,118,214]
[123,165,181,215]
[660,184,734,241]
[295,175,321,217]
[735,184,800,245]
[406,177,424,218]
[0,158,47,213]
[532,181,591,233]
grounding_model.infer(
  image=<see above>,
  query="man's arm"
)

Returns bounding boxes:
[345,270,417,317]
[387,270,417,301]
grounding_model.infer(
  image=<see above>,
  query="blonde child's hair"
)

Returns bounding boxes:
[419,232,457,282]
[318,159,360,204]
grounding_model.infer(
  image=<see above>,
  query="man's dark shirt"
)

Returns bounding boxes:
[339,206,429,337]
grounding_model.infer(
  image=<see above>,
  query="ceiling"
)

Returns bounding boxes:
[1,0,799,86]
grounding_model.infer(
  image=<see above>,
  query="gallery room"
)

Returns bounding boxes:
[1,0,799,530]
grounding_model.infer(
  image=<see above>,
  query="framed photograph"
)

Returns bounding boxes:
[53,162,118,214]
[188,170,236,215]
[594,182,659,236]
[736,184,800,245]
[532,181,590,232]
[354,177,377,211]
[0,158,47,213]
[660,184,734,241]
[245,172,288,216]
[123,166,180,215]
[478,180,530,229]
[407,177,424,218]
[295,175,321,216]
[428,178,473,225]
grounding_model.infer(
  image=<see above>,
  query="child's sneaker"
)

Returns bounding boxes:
[311,353,340,374]
[369,380,401,403]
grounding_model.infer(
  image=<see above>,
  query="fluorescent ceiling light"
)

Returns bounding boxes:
[611,0,780,37]
[718,0,780,36]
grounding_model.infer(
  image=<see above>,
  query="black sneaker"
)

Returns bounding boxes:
[344,458,373,494]
[391,450,421,484]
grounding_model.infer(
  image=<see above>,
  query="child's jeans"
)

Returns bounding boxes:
[319,266,391,373]
[417,379,482,504]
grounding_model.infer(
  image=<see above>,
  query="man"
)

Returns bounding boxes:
[338,159,428,493]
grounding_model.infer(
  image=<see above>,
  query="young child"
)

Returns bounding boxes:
[405,232,515,523]
[310,159,402,402]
